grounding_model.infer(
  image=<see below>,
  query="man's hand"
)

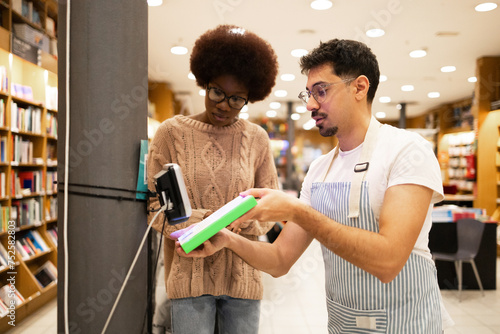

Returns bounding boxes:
[234,188,299,224]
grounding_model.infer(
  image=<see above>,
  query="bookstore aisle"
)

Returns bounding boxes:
[4,240,500,334]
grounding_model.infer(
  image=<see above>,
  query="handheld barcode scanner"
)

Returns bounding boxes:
[153,163,192,224]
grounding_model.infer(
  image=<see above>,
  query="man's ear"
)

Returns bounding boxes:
[353,75,370,101]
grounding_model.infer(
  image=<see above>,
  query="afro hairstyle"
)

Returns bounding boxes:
[190,25,278,103]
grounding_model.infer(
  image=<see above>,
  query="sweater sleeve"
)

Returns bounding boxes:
[147,125,211,236]
[238,128,279,236]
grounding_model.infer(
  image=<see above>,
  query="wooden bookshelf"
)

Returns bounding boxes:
[473,56,500,217]
[0,42,57,330]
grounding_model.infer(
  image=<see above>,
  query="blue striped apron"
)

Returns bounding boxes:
[310,118,442,333]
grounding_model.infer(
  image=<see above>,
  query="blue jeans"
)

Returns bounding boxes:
[171,295,260,334]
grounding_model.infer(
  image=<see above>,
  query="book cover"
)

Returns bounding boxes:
[179,195,257,254]
[33,260,57,289]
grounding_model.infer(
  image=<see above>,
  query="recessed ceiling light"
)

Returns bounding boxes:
[148,0,163,6]
[281,74,295,81]
[366,28,385,38]
[401,85,414,92]
[199,89,206,96]
[266,110,277,118]
[428,92,440,98]
[475,2,498,12]
[171,46,188,55]
[296,106,307,113]
[441,66,456,73]
[274,90,287,97]
[291,49,308,58]
[468,76,477,83]
[375,112,386,119]
[409,49,427,58]
[291,113,301,121]
[241,105,249,113]
[310,0,332,10]
[239,113,249,119]
[270,102,281,109]
[379,75,388,82]
[379,96,391,103]
[188,72,195,80]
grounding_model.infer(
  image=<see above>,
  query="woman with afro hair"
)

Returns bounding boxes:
[147,24,279,333]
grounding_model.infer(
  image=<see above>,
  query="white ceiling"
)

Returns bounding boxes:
[148,0,500,128]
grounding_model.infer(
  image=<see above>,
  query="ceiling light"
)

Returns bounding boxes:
[171,46,188,55]
[441,66,456,73]
[365,28,385,38]
[375,112,386,119]
[428,92,440,98]
[303,119,316,130]
[296,106,307,113]
[468,76,477,83]
[409,49,427,58]
[239,113,249,120]
[401,85,414,92]
[475,2,498,11]
[188,72,195,80]
[291,49,308,58]
[270,102,281,109]
[379,96,391,103]
[291,113,301,121]
[379,75,387,82]
[241,105,249,113]
[266,110,277,118]
[274,90,287,97]
[199,89,206,96]
[148,0,163,6]
[281,74,295,81]
[310,0,333,10]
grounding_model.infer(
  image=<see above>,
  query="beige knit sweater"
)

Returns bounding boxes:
[147,115,278,300]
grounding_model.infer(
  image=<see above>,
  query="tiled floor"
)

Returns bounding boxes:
[6,240,500,333]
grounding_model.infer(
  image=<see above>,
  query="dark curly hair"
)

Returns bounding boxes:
[299,39,380,104]
[190,25,278,103]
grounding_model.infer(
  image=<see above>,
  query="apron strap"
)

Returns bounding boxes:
[348,116,381,218]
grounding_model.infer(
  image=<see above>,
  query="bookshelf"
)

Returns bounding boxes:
[0,41,57,330]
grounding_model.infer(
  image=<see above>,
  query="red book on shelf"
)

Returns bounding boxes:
[18,171,34,192]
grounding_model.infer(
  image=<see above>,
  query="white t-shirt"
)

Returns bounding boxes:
[300,123,444,261]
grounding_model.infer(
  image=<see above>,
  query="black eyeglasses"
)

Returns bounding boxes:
[298,78,355,105]
[206,86,248,110]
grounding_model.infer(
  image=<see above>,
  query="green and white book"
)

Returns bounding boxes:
[179,195,257,254]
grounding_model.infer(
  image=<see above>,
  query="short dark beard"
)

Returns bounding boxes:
[312,110,337,137]
[319,125,337,137]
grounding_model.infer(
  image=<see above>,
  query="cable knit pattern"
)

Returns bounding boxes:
[147,115,279,300]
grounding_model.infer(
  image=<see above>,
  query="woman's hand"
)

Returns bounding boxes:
[174,227,231,257]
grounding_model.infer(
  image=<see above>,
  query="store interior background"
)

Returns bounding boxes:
[1,0,500,333]
[148,0,500,218]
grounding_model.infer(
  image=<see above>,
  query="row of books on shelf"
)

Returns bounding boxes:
[11,134,37,164]
[0,99,4,128]
[1,199,58,232]
[0,260,57,317]
[0,228,57,270]
[1,135,55,165]
[0,284,25,317]
[0,198,42,230]
[10,102,42,134]
[10,169,44,196]
[14,230,50,260]
[46,112,57,137]
[0,170,57,198]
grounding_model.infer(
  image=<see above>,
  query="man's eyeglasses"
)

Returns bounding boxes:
[207,86,248,110]
[298,78,355,105]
